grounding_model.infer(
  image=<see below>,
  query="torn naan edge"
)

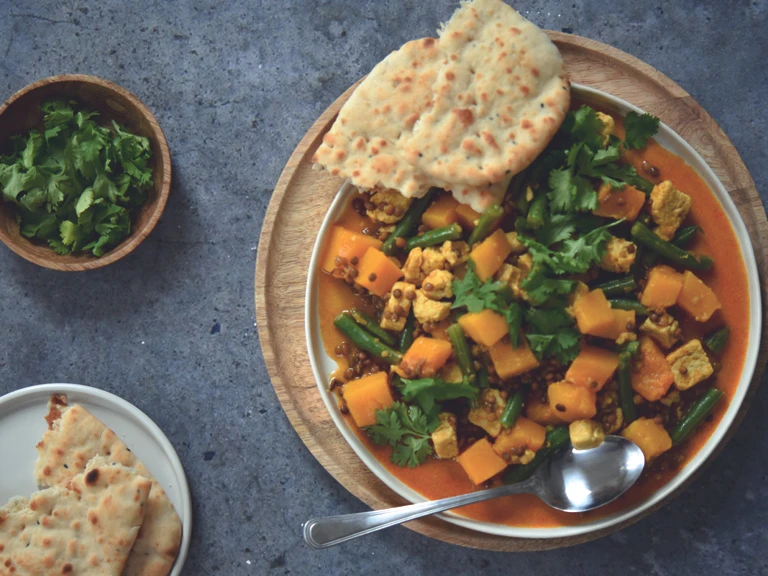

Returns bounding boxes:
[35,396,182,576]
[0,457,151,576]
[405,0,570,187]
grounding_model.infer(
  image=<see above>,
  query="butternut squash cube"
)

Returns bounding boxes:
[677,270,722,322]
[631,337,675,401]
[488,337,540,380]
[457,437,508,485]
[321,225,383,273]
[494,417,546,456]
[622,418,672,461]
[590,309,636,340]
[565,345,620,392]
[455,203,481,229]
[547,381,597,423]
[458,309,509,347]
[640,265,684,309]
[593,183,646,221]
[525,393,566,426]
[572,289,615,337]
[470,229,513,281]
[400,336,454,378]
[422,195,459,229]
[355,247,404,297]
[342,372,394,428]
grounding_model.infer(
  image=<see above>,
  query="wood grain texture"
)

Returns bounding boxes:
[255,33,768,550]
[0,74,171,271]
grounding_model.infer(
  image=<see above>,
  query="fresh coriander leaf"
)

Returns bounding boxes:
[547,168,596,213]
[521,267,575,307]
[561,106,605,151]
[59,220,79,246]
[524,308,582,364]
[399,377,478,415]
[451,267,506,313]
[366,402,438,468]
[592,144,621,166]
[624,111,660,150]
[536,213,576,247]
[22,131,44,169]
[75,188,94,216]
[41,99,74,127]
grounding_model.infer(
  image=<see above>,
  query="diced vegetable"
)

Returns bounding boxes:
[343,372,395,427]
[569,419,605,449]
[470,228,513,281]
[503,426,570,484]
[588,308,636,340]
[467,203,504,246]
[405,223,463,251]
[526,191,548,229]
[609,299,649,315]
[422,195,459,229]
[593,185,646,221]
[547,381,597,423]
[355,247,405,297]
[494,417,546,457]
[400,336,454,378]
[381,189,435,255]
[703,326,730,355]
[565,345,620,391]
[456,203,481,229]
[618,351,638,424]
[457,437,509,485]
[334,312,403,365]
[640,265,684,309]
[622,418,672,461]
[631,222,713,271]
[670,387,724,444]
[572,289,615,337]
[488,337,540,379]
[676,270,722,322]
[349,308,396,347]
[525,393,566,426]
[321,225,383,273]
[594,276,637,297]
[666,339,713,390]
[446,323,476,380]
[458,309,509,348]
[630,336,674,401]
[500,390,525,429]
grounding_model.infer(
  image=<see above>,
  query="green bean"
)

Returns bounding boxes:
[526,192,547,230]
[334,312,403,365]
[500,390,524,429]
[671,225,701,248]
[398,311,416,353]
[670,388,724,444]
[349,308,396,347]
[447,323,476,381]
[477,366,490,389]
[503,426,569,484]
[637,213,653,227]
[467,204,504,246]
[594,276,637,297]
[640,246,658,268]
[618,351,637,425]
[703,326,730,355]
[630,222,713,270]
[381,188,436,255]
[405,223,462,251]
[609,299,649,315]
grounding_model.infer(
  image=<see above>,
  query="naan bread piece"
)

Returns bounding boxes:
[35,396,182,576]
[312,37,442,198]
[405,0,570,187]
[0,457,151,576]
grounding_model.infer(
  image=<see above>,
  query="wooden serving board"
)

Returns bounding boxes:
[255,32,768,550]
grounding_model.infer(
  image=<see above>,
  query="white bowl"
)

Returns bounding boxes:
[304,84,762,539]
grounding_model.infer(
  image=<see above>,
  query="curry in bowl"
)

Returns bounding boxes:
[314,101,750,528]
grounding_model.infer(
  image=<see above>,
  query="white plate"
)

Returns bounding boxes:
[305,84,762,539]
[0,383,192,574]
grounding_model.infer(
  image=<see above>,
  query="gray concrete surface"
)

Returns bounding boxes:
[1,0,766,574]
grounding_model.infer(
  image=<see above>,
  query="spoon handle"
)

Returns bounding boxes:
[303,477,537,549]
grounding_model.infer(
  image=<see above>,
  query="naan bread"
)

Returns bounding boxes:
[405,0,570,187]
[312,37,442,198]
[312,0,570,211]
[35,396,182,576]
[0,457,151,576]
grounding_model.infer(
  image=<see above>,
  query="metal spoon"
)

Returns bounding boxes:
[303,436,644,549]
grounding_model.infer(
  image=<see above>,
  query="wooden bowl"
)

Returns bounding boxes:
[0,75,171,271]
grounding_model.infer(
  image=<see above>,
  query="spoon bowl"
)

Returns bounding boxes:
[303,436,645,548]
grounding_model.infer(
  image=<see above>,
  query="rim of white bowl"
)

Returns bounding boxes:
[304,83,762,539]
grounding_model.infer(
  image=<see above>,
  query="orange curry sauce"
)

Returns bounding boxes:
[316,106,750,528]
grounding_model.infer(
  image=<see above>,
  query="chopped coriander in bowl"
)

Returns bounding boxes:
[0,75,170,271]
